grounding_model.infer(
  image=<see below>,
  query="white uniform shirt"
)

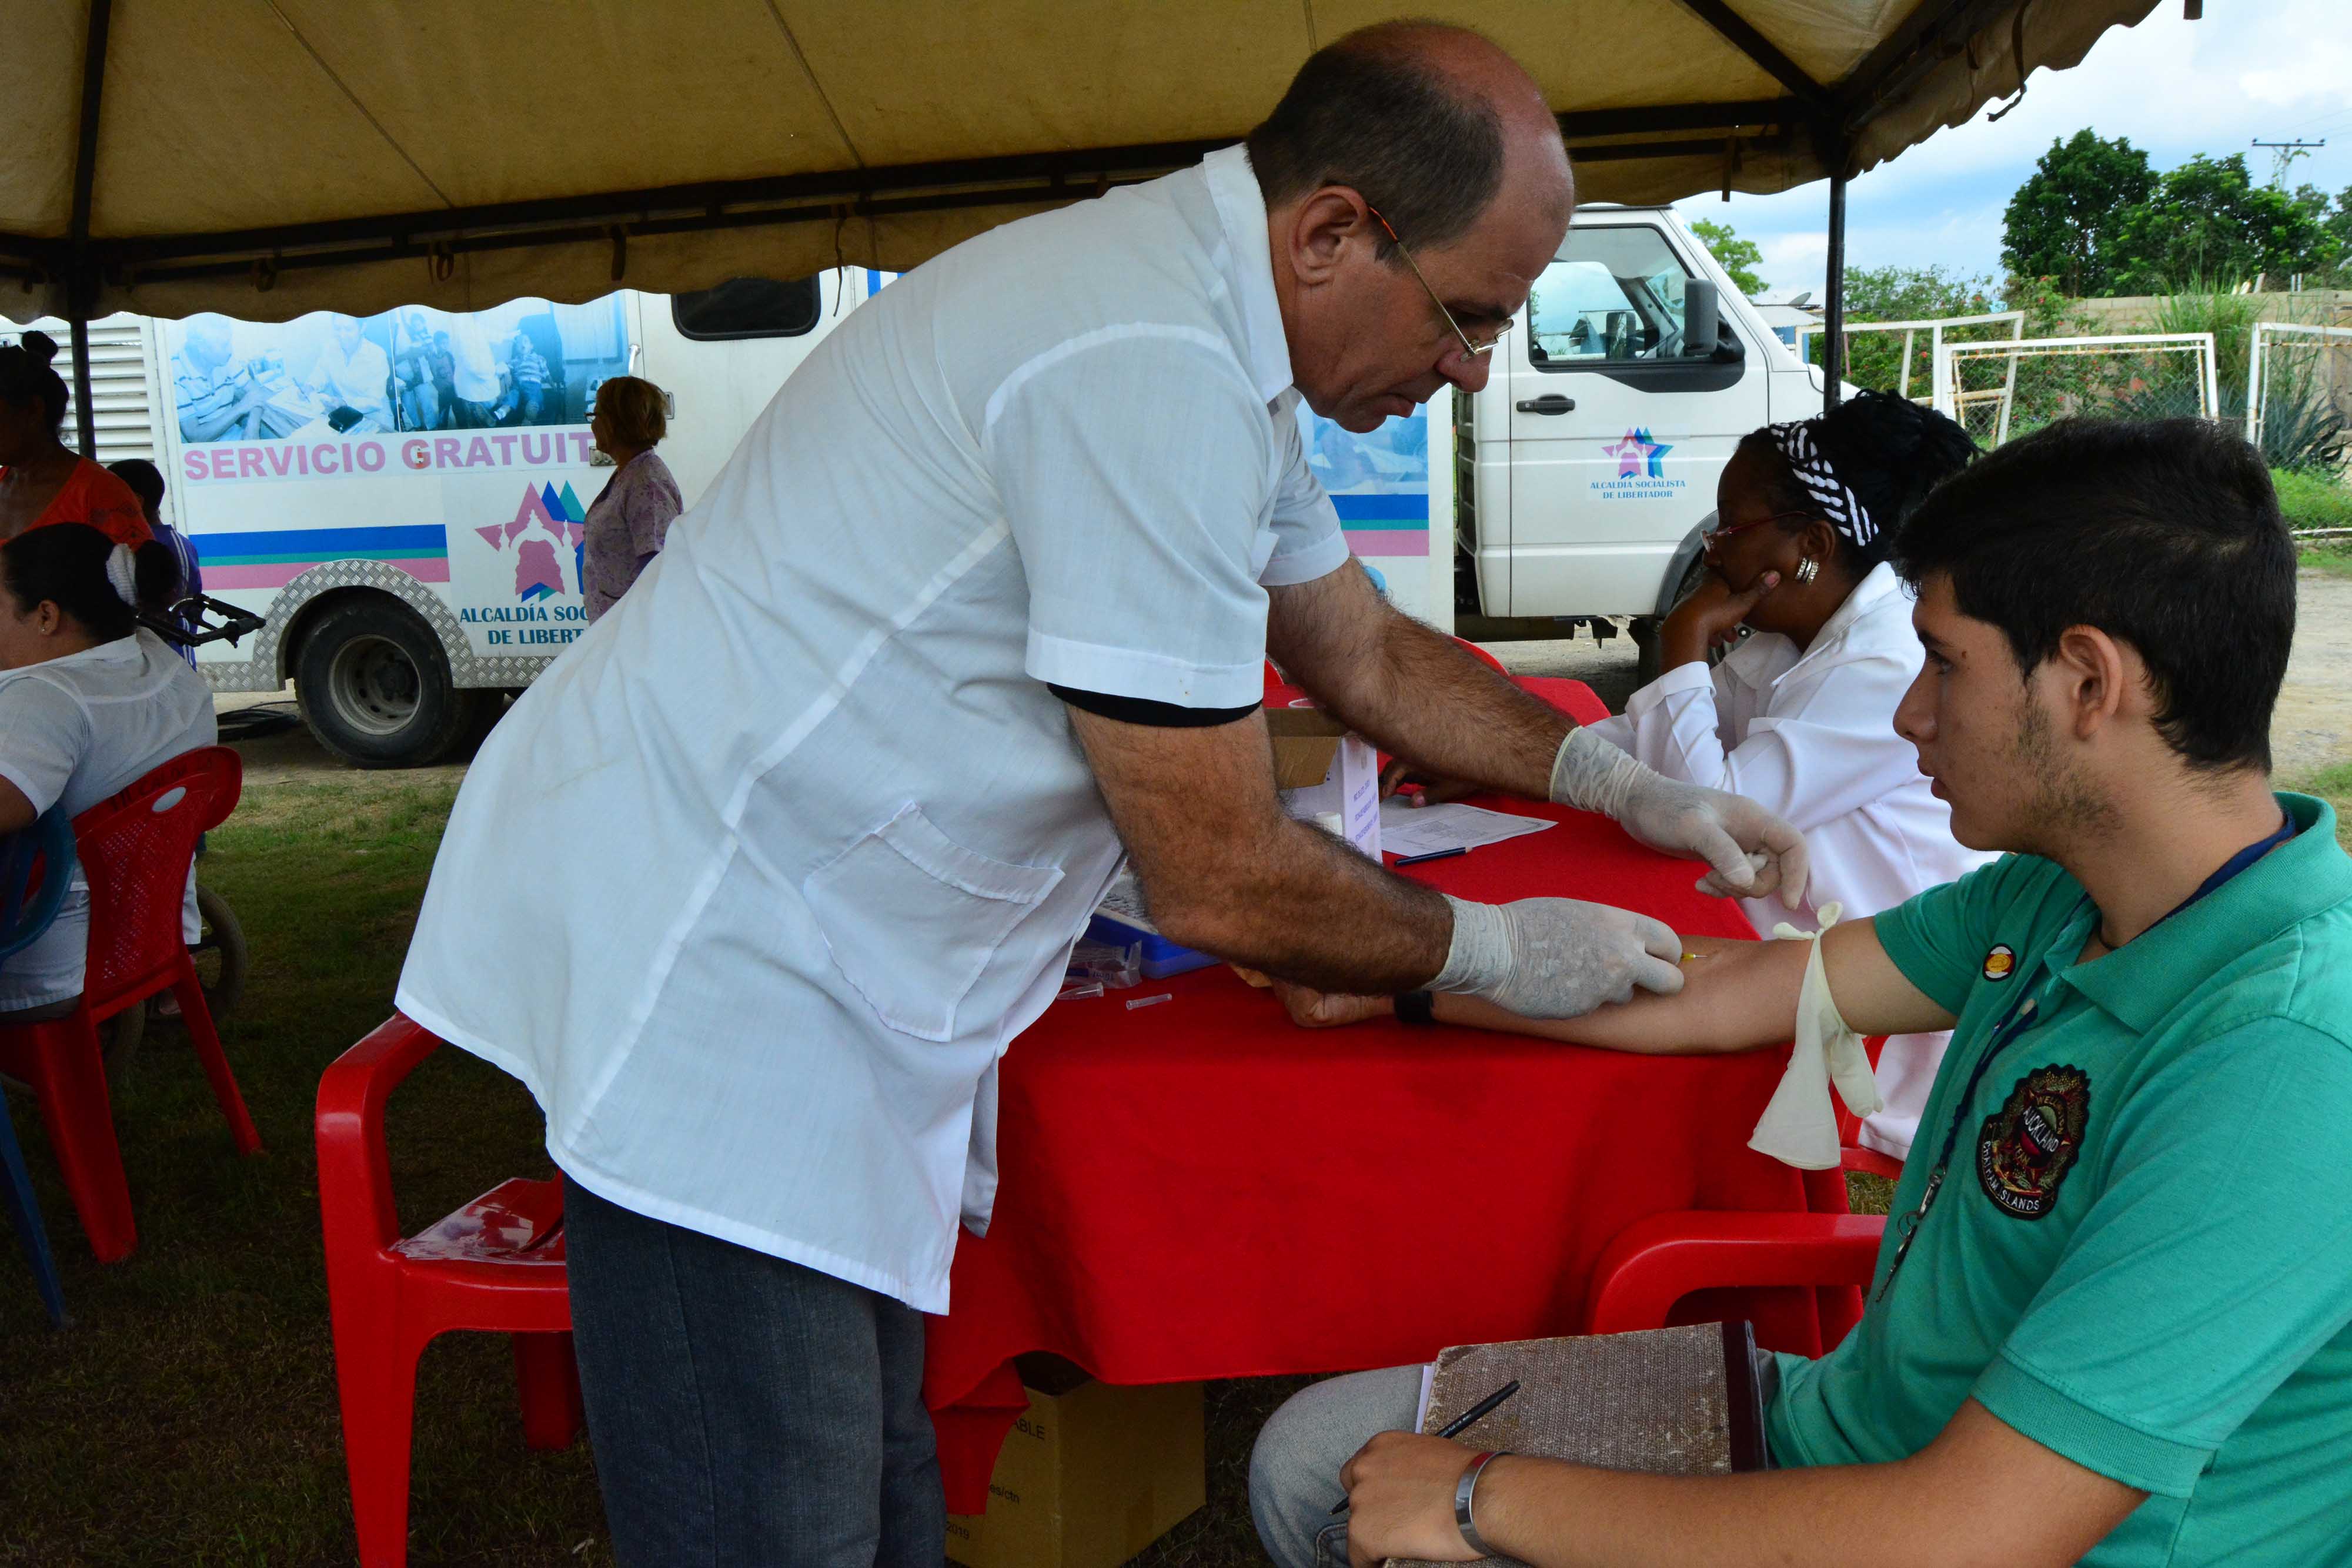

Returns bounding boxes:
[1587,563,1994,1157]
[0,631,215,1009]
[307,337,394,428]
[396,146,1351,1312]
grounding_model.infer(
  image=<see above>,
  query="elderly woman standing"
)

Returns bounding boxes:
[580,375,682,623]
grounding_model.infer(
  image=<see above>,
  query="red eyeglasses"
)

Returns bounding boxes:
[1705,510,1818,551]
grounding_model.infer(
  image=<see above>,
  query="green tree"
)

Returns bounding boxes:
[1688,218,1765,296]
[2323,184,2352,275]
[2001,129,2155,296]
[2109,153,2339,290]
[1843,264,1997,322]
[1817,266,2002,397]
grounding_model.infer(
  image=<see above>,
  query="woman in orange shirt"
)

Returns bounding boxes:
[0,331,151,548]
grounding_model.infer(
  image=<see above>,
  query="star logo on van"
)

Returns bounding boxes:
[476,482,587,602]
[1605,428,1673,479]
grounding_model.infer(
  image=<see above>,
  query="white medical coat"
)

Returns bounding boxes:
[396,146,1350,1312]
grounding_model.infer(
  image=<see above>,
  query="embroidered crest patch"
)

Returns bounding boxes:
[1982,944,2017,981]
[1977,1065,2091,1219]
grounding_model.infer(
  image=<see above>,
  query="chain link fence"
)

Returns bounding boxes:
[2247,322,2352,470]
[1798,312,2024,404]
[1933,334,2219,448]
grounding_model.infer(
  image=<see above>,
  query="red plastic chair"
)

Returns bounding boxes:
[1587,1042,1904,1356]
[0,745,260,1262]
[317,1014,582,1568]
[1586,1210,1886,1354]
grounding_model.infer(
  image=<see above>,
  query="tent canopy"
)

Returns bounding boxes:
[5,0,2161,327]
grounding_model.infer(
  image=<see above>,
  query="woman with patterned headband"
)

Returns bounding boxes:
[1581,390,1990,1159]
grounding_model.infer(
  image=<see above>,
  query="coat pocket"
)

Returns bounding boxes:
[802,802,1064,1042]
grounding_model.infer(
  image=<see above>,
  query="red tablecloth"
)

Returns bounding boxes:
[923,678,1838,1512]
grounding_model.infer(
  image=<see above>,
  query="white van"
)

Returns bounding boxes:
[10,207,1819,766]
[16,275,874,765]
[1451,205,1831,681]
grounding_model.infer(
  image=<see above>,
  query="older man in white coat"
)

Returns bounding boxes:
[396,22,1806,1565]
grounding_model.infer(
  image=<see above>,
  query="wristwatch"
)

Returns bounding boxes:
[1396,989,1437,1027]
[1455,1450,1508,1556]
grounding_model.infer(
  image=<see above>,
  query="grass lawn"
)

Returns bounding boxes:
[0,771,1989,1566]
[0,775,616,1568]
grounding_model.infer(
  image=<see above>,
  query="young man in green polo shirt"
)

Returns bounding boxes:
[1250,416,2352,1568]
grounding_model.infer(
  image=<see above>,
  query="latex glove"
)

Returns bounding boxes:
[1548,728,1809,908]
[1748,903,1884,1169]
[1430,893,1685,1019]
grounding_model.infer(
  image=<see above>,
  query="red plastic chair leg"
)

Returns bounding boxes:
[172,963,261,1156]
[513,1331,584,1452]
[25,1019,137,1262]
[336,1324,426,1568]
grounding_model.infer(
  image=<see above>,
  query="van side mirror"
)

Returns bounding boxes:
[1683,280,1718,359]
[1681,279,1745,363]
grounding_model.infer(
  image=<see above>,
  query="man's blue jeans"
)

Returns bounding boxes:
[564,1179,946,1566]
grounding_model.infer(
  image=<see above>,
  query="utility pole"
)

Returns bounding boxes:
[2251,138,2324,189]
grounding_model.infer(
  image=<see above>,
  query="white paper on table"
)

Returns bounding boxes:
[1378,799,1556,860]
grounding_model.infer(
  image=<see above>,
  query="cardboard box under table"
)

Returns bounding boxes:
[944,1362,1204,1568]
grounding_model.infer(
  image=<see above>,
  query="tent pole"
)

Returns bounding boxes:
[67,0,115,456]
[68,319,96,457]
[1822,169,1848,414]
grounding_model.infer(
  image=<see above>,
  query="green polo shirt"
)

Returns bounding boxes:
[1768,793,2352,1566]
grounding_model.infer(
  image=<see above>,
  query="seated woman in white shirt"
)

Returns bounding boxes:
[1579,390,1989,1158]
[0,523,215,1013]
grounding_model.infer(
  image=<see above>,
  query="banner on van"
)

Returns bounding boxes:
[1300,403,1429,565]
[162,296,627,459]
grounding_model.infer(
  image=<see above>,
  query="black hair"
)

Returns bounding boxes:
[1,524,179,641]
[108,457,167,516]
[0,329,69,434]
[1245,22,1506,255]
[1734,390,1979,578]
[1893,417,2293,773]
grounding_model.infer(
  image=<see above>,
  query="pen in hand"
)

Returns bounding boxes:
[1330,1378,1521,1513]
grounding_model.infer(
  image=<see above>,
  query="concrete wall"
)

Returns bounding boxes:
[2069,291,2352,332]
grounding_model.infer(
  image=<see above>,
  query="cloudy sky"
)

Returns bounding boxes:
[1670,0,2352,299]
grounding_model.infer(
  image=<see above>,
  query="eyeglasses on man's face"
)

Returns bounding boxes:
[1366,206,1513,360]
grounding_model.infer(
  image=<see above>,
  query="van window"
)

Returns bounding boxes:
[1525,227,1720,369]
[670,276,821,341]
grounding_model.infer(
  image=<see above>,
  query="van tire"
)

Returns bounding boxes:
[295,598,480,769]
[1637,557,1713,685]
[1631,617,1662,687]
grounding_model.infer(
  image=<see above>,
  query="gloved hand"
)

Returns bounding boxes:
[1430,894,1686,1019]
[1548,728,1809,908]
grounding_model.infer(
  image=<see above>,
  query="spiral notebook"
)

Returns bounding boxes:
[1387,1321,1768,1568]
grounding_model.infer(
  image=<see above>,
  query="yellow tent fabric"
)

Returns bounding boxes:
[2,0,2161,325]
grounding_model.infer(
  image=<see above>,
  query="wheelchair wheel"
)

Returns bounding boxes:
[104,885,249,1084]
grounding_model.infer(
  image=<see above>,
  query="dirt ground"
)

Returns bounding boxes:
[216,565,2352,788]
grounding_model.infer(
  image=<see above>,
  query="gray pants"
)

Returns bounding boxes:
[564,1179,946,1567]
[1248,1366,1424,1568]
[1250,1356,1783,1568]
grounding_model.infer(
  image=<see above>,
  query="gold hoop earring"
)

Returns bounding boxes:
[1794,557,1819,585]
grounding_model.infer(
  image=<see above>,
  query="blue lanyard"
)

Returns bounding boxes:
[2144,811,2295,935]
[1875,813,2294,1303]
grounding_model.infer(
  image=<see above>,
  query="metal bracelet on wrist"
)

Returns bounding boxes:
[1454,1449,1508,1557]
